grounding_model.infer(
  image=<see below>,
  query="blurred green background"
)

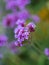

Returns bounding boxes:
[0,0,49,65]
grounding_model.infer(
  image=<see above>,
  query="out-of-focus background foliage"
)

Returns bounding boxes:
[0,0,49,65]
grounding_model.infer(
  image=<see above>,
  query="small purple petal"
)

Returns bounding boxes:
[27,22,36,32]
[0,35,8,46]
[32,15,40,22]
[16,0,31,9]
[44,48,49,56]
[5,0,17,11]
[18,9,30,20]
[16,19,25,26]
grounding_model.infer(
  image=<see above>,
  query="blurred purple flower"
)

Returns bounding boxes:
[5,0,17,11]
[3,13,18,28]
[18,9,30,20]
[14,26,29,42]
[14,18,36,47]
[17,27,29,42]
[15,41,23,47]
[14,26,22,36]
[16,0,31,9]
[5,0,30,11]
[14,19,30,47]
[44,48,49,56]
[3,0,39,49]
[0,35,8,46]
[32,15,40,23]
[16,19,25,27]
[27,22,36,32]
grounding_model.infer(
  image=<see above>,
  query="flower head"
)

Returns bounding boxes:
[14,26,30,43]
[5,0,17,11]
[5,0,30,11]
[27,22,36,32]
[32,15,40,23]
[3,13,18,28]
[16,0,31,9]
[44,48,49,56]
[44,48,49,59]
[15,41,23,47]
[16,19,25,27]
[14,19,36,47]
[0,35,8,46]
[18,9,30,20]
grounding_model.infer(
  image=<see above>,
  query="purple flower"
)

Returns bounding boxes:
[17,27,25,43]
[16,19,25,26]
[3,13,18,28]
[16,0,31,9]
[5,0,17,11]
[14,26,29,42]
[14,19,36,47]
[18,9,30,20]
[32,15,40,23]
[15,41,23,47]
[14,20,30,47]
[14,26,21,36]
[0,35,8,46]
[27,22,36,32]
[5,0,30,11]
[23,31,29,39]
[44,48,49,56]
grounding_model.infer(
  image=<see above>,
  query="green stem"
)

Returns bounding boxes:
[29,35,43,54]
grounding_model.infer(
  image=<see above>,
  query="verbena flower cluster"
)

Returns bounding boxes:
[4,0,31,11]
[14,19,36,46]
[0,0,40,53]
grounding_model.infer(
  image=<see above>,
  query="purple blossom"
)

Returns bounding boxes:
[44,48,49,56]
[14,26,29,42]
[18,9,30,20]
[27,22,36,32]
[16,0,31,9]
[3,13,18,28]
[3,0,37,48]
[14,19,36,47]
[23,31,29,39]
[16,19,25,26]
[0,35,8,46]
[14,21,30,46]
[5,0,30,11]
[14,25,24,35]
[32,15,40,23]
[17,27,28,43]
[5,0,17,11]
[15,41,23,47]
